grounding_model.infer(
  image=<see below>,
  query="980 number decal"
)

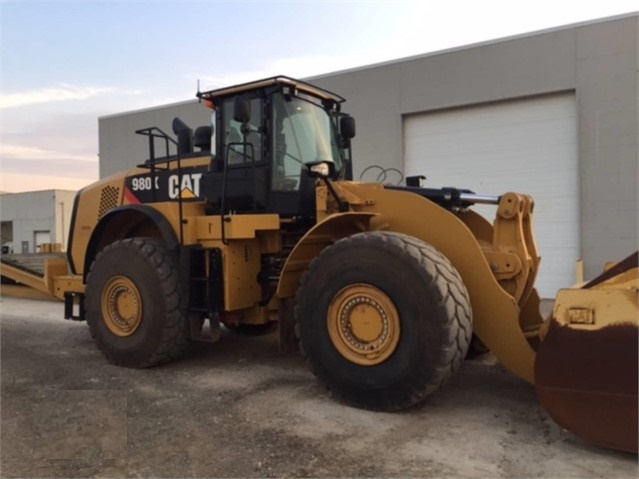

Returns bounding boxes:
[131,176,159,191]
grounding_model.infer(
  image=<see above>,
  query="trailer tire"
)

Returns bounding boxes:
[295,231,472,411]
[85,237,188,368]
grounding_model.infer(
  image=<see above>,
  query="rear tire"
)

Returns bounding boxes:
[295,231,472,411]
[85,238,189,368]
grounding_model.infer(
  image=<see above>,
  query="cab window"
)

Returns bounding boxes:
[223,97,263,165]
[271,93,339,191]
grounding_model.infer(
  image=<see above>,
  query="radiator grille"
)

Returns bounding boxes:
[98,186,120,220]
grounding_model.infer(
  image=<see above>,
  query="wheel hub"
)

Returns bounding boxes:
[102,276,142,337]
[328,284,400,366]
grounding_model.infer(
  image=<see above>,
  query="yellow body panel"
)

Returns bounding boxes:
[69,157,211,274]
[70,175,123,274]
[53,275,85,298]
[189,214,281,243]
[222,239,262,311]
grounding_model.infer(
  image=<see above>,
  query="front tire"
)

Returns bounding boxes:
[295,231,472,411]
[85,238,188,368]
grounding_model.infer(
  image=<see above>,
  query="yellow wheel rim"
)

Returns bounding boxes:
[327,283,400,366]
[101,276,143,337]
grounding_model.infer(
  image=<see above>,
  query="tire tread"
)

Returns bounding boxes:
[295,231,472,411]
[86,237,188,368]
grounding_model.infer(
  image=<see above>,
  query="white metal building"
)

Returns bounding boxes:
[0,190,76,253]
[98,14,638,297]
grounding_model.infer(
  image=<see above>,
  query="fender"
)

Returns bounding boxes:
[82,204,179,280]
[276,212,377,299]
[65,187,84,276]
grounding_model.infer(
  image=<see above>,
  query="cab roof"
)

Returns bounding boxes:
[196,75,345,104]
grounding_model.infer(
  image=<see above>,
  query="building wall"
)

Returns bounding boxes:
[0,190,76,252]
[98,14,638,278]
[573,19,639,277]
[99,101,211,180]
[54,190,78,248]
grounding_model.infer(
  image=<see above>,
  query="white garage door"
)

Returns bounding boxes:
[34,230,51,253]
[404,94,578,298]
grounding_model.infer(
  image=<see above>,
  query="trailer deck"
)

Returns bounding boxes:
[0,253,72,300]
[1,253,67,278]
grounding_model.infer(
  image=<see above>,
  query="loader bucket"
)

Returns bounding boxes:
[535,252,638,453]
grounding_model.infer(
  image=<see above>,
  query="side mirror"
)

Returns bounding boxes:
[340,116,356,140]
[233,96,251,123]
[306,161,336,179]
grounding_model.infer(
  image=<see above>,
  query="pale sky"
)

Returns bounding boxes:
[1,1,637,193]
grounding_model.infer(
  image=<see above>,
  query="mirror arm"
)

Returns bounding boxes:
[322,177,349,212]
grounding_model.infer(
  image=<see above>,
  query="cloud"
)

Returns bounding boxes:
[0,172,95,193]
[3,157,97,180]
[1,143,99,187]
[0,84,143,109]
[1,143,99,191]
[0,84,160,192]
[2,144,96,162]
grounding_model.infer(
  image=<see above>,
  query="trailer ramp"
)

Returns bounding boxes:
[1,253,68,299]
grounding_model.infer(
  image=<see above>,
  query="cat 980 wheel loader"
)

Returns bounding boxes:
[1,76,636,453]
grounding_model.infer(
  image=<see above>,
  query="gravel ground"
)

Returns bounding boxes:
[1,296,636,478]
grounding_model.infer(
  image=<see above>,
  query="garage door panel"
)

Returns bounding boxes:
[408,103,575,135]
[408,116,575,139]
[404,94,578,298]
[414,140,576,163]
[409,126,575,159]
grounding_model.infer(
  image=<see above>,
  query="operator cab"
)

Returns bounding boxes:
[197,76,355,220]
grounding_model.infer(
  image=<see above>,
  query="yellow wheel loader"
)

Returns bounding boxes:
[1,76,636,453]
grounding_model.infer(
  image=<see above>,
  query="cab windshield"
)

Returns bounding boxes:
[272,92,342,191]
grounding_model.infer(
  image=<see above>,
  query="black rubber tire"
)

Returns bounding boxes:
[295,231,472,411]
[85,238,189,368]
[223,322,277,335]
